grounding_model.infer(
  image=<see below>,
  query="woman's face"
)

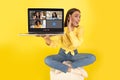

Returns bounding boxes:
[71,11,81,27]
[37,21,40,25]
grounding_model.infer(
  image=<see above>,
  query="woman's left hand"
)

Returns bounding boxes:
[67,15,74,31]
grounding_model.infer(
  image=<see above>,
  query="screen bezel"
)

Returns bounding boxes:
[28,8,64,34]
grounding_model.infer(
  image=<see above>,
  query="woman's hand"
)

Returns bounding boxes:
[36,35,51,45]
[67,15,74,31]
[43,35,51,45]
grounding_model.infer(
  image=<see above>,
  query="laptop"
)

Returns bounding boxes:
[20,8,64,36]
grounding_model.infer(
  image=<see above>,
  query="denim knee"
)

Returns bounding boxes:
[88,54,96,63]
[44,56,52,65]
[72,53,96,68]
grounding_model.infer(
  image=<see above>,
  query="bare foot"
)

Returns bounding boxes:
[55,70,62,74]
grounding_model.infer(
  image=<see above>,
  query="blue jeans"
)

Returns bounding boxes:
[45,48,96,73]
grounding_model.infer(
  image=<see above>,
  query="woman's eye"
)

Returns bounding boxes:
[75,16,79,18]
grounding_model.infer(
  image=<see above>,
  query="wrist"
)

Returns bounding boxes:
[68,26,74,32]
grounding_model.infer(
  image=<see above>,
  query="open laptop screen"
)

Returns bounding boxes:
[28,8,64,34]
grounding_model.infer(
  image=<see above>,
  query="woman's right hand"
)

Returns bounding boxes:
[36,35,51,45]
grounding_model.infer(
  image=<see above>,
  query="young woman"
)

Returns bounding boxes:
[33,11,41,20]
[43,8,96,73]
[31,20,42,28]
[52,12,58,18]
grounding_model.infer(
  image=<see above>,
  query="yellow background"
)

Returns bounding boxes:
[0,0,120,80]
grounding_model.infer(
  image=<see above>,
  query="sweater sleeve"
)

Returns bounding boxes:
[69,27,83,48]
[49,36,61,48]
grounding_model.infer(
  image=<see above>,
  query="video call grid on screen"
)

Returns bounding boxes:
[28,8,63,29]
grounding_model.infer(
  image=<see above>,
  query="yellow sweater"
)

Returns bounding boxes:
[49,26,83,55]
[34,25,42,28]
